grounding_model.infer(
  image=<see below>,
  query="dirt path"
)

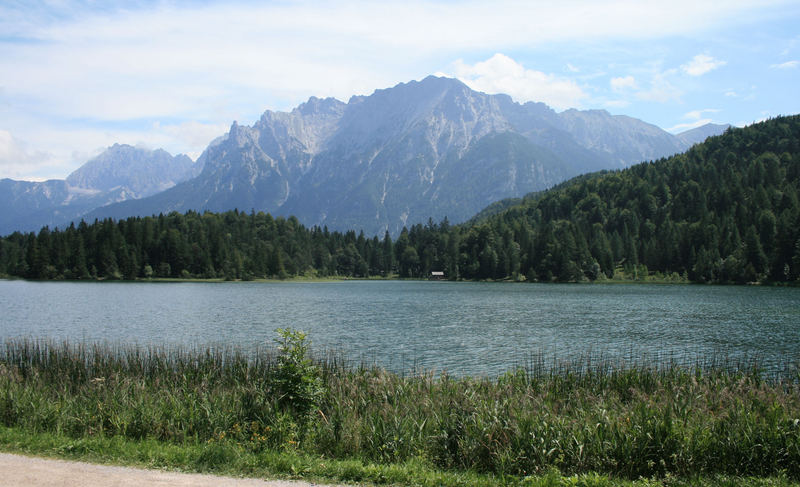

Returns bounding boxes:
[0,452,351,487]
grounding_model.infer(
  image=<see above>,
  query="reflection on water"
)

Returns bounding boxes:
[1,280,798,376]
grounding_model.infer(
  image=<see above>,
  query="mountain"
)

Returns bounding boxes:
[0,145,197,235]
[676,123,732,146]
[3,116,796,283]
[557,109,687,166]
[65,143,196,199]
[87,76,727,236]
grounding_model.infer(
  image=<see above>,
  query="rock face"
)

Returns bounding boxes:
[557,109,687,166]
[0,145,197,235]
[66,144,195,199]
[6,76,729,236]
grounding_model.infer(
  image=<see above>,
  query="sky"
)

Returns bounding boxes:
[1,0,799,181]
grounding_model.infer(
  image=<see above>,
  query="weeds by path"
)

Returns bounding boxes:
[1,333,799,483]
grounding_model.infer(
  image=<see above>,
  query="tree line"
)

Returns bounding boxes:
[457,115,800,283]
[1,115,799,283]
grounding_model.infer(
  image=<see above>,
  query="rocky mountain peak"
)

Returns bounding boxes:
[64,76,730,238]
[65,144,196,198]
[295,96,346,117]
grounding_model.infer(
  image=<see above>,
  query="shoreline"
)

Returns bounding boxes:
[3,274,798,286]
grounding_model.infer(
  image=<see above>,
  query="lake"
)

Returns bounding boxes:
[1,279,798,376]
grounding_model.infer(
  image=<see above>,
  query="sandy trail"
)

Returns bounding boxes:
[0,452,351,487]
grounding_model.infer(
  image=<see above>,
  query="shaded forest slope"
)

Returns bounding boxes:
[466,115,800,283]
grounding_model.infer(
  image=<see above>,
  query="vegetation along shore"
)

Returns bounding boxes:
[2,331,799,486]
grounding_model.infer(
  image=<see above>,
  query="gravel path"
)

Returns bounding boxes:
[0,453,352,487]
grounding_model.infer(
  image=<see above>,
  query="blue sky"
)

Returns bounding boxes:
[1,0,799,180]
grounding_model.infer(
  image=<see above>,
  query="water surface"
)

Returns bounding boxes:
[1,280,798,375]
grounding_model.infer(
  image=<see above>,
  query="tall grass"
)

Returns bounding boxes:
[1,337,798,480]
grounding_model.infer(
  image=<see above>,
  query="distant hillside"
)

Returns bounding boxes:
[444,116,799,283]
[676,123,732,146]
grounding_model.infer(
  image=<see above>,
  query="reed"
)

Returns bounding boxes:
[1,336,798,480]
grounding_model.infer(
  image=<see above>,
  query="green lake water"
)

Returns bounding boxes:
[1,280,798,376]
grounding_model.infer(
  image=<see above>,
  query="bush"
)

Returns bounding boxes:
[270,328,324,418]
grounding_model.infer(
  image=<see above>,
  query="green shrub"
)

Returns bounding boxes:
[269,328,324,418]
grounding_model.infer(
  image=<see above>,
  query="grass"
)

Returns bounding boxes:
[1,336,799,485]
[0,425,511,487]
[2,428,796,487]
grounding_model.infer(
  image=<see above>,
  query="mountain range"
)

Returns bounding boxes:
[1,76,729,236]
[0,144,197,234]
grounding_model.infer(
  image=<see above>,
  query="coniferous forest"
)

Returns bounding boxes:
[1,115,798,284]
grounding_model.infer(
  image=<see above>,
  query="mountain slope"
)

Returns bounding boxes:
[557,109,686,166]
[66,143,195,198]
[0,145,197,235]
[446,115,800,282]
[676,123,732,146]
[88,76,722,236]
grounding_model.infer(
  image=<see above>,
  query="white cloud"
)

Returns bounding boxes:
[635,71,683,102]
[681,54,727,76]
[2,1,785,52]
[610,76,638,91]
[158,121,229,158]
[684,108,721,120]
[0,1,779,123]
[0,120,227,181]
[449,54,587,110]
[666,108,721,132]
[724,86,757,101]
[667,119,714,132]
[771,60,799,69]
[0,130,56,181]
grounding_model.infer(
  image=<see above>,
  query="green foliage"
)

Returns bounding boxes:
[14,428,794,487]
[270,328,324,417]
[2,338,799,480]
[450,115,800,283]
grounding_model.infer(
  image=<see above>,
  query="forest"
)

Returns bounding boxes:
[1,115,798,284]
